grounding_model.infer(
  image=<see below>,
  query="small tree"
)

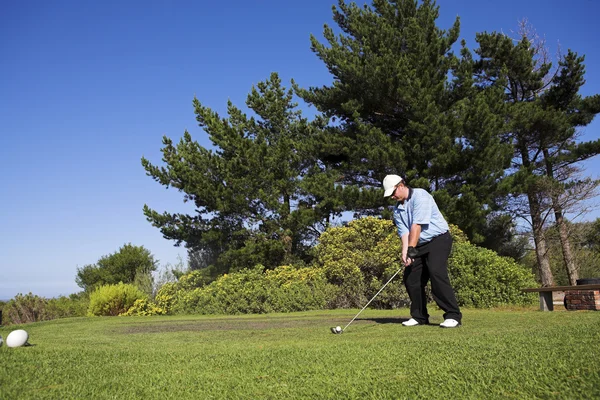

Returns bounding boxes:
[76,243,158,292]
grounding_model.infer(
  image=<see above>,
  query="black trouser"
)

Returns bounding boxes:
[403,231,462,324]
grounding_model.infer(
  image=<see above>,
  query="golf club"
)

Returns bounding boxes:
[330,265,404,334]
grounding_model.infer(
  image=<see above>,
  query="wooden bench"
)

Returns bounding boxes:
[522,284,600,311]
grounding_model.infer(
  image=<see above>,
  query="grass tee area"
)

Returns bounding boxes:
[1,308,599,399]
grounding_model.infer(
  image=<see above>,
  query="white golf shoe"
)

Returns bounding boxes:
[440,318,461,328]
[402,318,423,326]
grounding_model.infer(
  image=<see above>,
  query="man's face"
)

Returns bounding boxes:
[390,184,407,201]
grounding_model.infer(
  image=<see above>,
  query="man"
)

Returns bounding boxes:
[382,174,462,328]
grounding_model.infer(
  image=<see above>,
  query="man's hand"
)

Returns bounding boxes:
[404,246,418,266]
[407,246,418,259]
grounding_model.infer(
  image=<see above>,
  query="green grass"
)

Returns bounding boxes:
[1,308,599,399]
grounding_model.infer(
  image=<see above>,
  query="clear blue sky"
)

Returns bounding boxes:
[1,0,599,299]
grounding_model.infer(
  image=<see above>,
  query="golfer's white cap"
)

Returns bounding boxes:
[382,175,403,197]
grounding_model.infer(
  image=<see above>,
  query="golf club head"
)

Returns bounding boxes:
[330,326,343,334]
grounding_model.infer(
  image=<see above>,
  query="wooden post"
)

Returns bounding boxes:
[540,292,554,311]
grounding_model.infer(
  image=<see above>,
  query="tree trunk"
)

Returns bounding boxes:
[556,213,578,285]
[282,193,293,263]
[543,148,578,285]
[528,191,555,286]
[520,145,554,286]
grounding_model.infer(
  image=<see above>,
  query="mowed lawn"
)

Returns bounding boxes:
[1,308,599,399]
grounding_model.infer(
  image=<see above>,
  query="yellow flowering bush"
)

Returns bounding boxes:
[177,269,213,290]
[120,298,167,316]
[154,282,180,314]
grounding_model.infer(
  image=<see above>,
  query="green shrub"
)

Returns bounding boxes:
[313,217,409,308]
[449,242,538,307]
[46,292,89,319]
[3,293,52,325]
[152,269,215,315]
[172,265,336,315]
[448,223,469,244]
[265,265,338,312]
[314,218,536,309]
[2,292,90,325]
[151,218,537,316]
[88,283,148,316]
[178,266,275,315]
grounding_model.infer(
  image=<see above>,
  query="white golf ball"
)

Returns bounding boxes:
[336,326,342,332]
[6,329,29,348]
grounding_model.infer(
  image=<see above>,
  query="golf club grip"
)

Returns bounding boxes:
[343,266,403,331]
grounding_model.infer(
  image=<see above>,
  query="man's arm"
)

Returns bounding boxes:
[401,233,409,265]
[408,223,421,247]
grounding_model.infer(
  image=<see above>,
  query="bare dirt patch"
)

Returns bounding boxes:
[117,314,392,334]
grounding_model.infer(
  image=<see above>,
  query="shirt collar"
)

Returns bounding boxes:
[402,187,413,204]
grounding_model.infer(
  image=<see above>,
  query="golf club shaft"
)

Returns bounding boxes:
[342,266,404,331]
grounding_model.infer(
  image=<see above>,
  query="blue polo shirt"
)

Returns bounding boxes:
[393,188,449,245]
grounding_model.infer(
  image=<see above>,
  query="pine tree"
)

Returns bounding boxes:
[142,73,342,273]
[439,40,513,243]
[474,33,600,286]
[537,50,600,284]
[474,31,556,285]
[297,0,511,241]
